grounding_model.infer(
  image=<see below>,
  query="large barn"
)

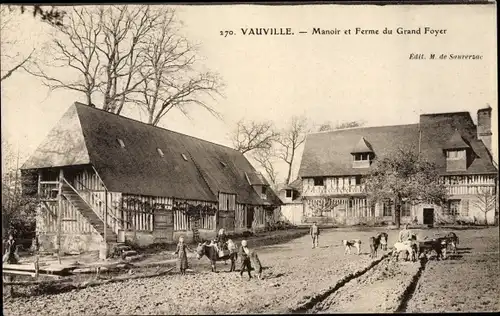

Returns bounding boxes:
[21,102,281,253]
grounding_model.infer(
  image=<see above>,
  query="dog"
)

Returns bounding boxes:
[342,239,361,255]
[250,251,263,280]
[369,236,381,258]
[418,238,447,260]
[393,242,417,262]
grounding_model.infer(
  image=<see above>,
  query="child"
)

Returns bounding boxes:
[250,250,263,280]
[173,236,193,275]
[3,234,19,264]
[239,240,252,279]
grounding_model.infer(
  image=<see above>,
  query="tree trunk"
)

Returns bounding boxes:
[394,198,402,229]
[285,162,292,184]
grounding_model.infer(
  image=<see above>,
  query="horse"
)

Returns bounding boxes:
[196,241,238,272]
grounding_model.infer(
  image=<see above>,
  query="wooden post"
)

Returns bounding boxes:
[37,170,42,200]
[57,169,64,264]
[104,190,108,245]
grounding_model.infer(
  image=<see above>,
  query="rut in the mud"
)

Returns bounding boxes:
[303,254,426,314]
[395,257,428,313]
[289,253,391,314]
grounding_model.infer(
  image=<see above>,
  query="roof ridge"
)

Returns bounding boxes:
[73,102,238,153]
[308,123,419,135]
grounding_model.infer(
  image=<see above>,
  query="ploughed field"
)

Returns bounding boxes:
[3,227,499,315]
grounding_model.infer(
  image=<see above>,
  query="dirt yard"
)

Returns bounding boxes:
[3,226,499,315]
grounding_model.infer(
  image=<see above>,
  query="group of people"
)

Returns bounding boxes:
[173,228,262,279]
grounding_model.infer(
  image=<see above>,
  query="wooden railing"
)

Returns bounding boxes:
[72,177,128,236]
[303,185,366,196]
[39,181,58,201]
[447,184,495,196]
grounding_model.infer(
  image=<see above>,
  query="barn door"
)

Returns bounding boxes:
[217,211,235,232]
[153,209,174,243]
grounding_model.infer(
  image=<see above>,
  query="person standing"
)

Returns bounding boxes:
[3,233,19,264]
[239,240,252,279]
[398,223,412,243]
[173,236,193,275]
[310,222,320,249]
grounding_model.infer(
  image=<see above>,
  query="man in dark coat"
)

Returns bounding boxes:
[310,222,320,249]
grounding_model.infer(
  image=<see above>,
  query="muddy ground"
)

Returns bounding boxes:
[3,226,498,315]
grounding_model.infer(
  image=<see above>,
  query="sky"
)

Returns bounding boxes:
[1,4,497,182]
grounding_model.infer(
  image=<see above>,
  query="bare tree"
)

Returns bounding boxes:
[276,116,310,184]
[231,119,279,154]
[471,186,496,226]
[5,5,65,26]
[252,148,279,187]
[136,9,223,126]
[25,5,222,123]
[0,6,35,82]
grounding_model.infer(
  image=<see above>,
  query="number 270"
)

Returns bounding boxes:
[220,30,234,37]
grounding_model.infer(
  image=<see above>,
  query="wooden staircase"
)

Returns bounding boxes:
[61,182,117,242]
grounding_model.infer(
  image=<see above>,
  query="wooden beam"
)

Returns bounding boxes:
[57,169,64,264]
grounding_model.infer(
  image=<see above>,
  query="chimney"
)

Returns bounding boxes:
[477,106,492,154]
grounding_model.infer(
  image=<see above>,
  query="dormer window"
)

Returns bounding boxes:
[117,138,125,148]
[157,148,164,157]
[261,186,266,194]
[443,131,471,172]
[286,189,292,198]
[313,177,324,186]
[351,137,374,169]
[181,153,188,161]
[446,150,466,160]
[354,153,370,161]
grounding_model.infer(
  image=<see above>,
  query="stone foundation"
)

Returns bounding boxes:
[38,232,103,253]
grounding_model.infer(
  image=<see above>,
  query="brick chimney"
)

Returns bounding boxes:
[477,106,492,154]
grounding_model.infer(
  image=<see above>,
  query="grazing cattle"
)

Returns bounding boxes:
[342,239,362,255]
[369,236,380,258]
[393,242,417,262]
[445,232,459,254]
[377,232,389,251]
[418,237,447,260]
[196,241,238,272]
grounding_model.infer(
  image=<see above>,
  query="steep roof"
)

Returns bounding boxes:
[443,130,471,150]
[351,137,374,153]
[299,111,497,177]
[22,102,279,205]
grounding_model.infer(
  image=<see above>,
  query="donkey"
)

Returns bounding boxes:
[196,241,238,273]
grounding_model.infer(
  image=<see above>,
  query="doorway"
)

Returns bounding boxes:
[153,209,174,243]
[423,208,434,226]
[246,207,254,229]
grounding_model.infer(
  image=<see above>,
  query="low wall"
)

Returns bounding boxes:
[38,232,103,253]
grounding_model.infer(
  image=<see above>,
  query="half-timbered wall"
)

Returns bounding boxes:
[37,200,96,234]
[253,206,266,227]
[172,199,217,231]
[235,204,247,229]
[218,193,236,210]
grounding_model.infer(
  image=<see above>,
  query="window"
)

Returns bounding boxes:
[354,153,370,161]
[157,148,164,157]
[446,150,466,160]
[355,175,362,185]
[313,177,324,186]
[117,138,125,148]
[261,186,266,195]
[181,153,188,161]
[447,200,460,216]
[285,189,292,198]
[383,201,392,216]
[402,201,411,217]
